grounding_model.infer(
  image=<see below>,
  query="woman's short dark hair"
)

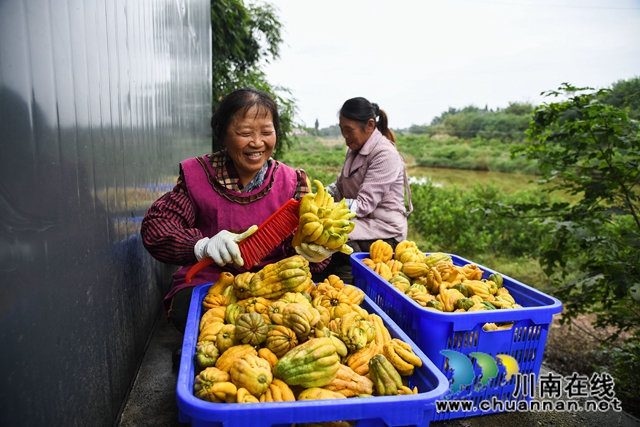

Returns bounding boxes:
[211,87,280,151]
[340,97,395,143]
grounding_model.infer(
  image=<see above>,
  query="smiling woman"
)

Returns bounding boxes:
[140,88,334,334]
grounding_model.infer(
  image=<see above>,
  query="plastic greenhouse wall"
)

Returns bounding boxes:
[0,0,211,425]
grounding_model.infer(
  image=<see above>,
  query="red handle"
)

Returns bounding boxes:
[186,257,214,283]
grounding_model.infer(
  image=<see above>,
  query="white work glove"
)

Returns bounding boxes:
[345,198,358,215]
[194,226,258,266]
[295,242,337,263]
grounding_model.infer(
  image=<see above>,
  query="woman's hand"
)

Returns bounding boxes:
[295,242,337,263]
[194,226,258,266]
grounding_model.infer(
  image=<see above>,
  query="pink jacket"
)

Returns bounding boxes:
[331,128,412,242]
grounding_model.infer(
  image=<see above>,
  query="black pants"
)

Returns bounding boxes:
[311,238,399,285]
[168,286,194,334]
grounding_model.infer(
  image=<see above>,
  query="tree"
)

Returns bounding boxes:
[600,76,640,120]
[314,118,319,136]
[511,83,640,400]
[211,0,296,157]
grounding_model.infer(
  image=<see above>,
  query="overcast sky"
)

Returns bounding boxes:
[262,0,640,130]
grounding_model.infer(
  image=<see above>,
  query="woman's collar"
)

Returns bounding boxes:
[356,128,383,156]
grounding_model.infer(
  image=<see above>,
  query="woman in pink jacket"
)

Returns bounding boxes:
[315,97,413,283]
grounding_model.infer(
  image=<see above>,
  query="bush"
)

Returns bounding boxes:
[407,181,550,259]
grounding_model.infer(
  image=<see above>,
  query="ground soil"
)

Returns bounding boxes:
[544,311,639,418]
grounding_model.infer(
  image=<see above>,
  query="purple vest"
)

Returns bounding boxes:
[164,156,298,306]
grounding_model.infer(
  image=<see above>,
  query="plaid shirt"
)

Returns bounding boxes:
[140,152,328,271]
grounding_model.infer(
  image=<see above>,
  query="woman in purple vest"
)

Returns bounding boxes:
[314,97,413,284]
[141,88,333,335]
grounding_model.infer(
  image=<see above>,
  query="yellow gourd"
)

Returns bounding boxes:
[229,353,273,397]
[369,239,393,263]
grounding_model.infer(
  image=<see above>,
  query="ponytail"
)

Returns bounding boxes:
[376,108,395,143]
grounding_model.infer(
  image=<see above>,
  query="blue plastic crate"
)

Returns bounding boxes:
[350,252,563,421]
[176,283,450,427]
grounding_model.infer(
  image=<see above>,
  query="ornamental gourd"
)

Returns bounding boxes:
[314,326,348,358]
[464,280,492,300]
[438,288,466,313]
[257,347,279,370]
[406,289,435,307]
[425,299,443,311]
[330,311,368,352]
[282,303,313,341]
[273,337,340,388]
[488,272,504,288]
[241,296,271,314]
[249,255,311,299]
[229,353,273,397]
[382,339,423,376]
[451,282,469,298]
[215,344,257,373]
[340,285,365,305]
[193,367,237,402]
[358,319,377,344]
[458,263,483,280]
[202,294,228,311]
[366,313,392,347]
[221,283,238,304]
[424,252,452,268]
[368,354,403,396]
[233,272,255,300]
[215,324,238,354]
[315,289,353,320]
[362,258,375,269]
[402,262,430,279]
[389,273,412,293]
[324,274,345,290]
[267,301,287,325]
[369,239,393,263]
[394,239,417,255]
[224,303,246,326]
[321,363,374,397]
[297,387,346,400]
[235,312,269,346]
[200,308,225,332]
[396,249,425,264]
[195,340,219,368]
[278,291,312,306]
[344,342,382,376]
[258,378,296,402]
[264,325,298,358]
[373,262,393,281]
[201,306,226,323]
[198,320,225,342]
[454,297,475,311]
[207,271,236,296]
[407,283,428,294]
[385,259,404,274]
[236,388,260,403]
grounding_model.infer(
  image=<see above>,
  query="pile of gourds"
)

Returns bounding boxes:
[361,240,522,323]
[193,254,424,405]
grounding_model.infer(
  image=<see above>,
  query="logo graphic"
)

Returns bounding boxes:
[440,350,519,394]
